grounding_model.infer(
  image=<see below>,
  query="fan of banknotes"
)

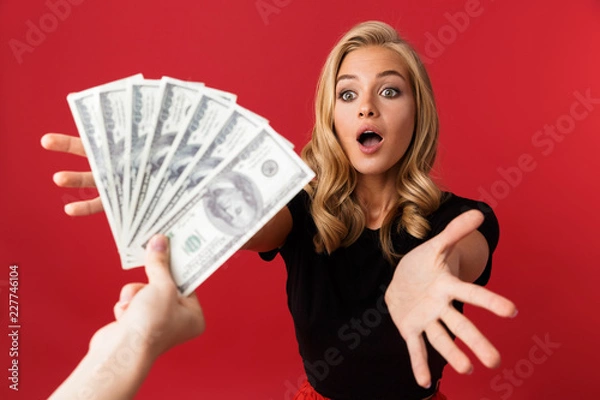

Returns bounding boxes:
[67,74,314,295]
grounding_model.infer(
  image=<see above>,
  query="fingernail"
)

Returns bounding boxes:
[511,309,519,318]
[467,366,474,375]
[150,235,168,251]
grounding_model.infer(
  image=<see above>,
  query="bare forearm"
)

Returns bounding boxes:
[50,331,155,400]
[242,206,292,252]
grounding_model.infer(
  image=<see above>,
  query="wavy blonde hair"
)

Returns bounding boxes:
[301,21,443,264]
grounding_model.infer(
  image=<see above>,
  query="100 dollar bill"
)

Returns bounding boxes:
[129,127,314,295]
[127,77,205,244]
[127,88,236,244]
[132,106,268,246]
[97,83,130,237]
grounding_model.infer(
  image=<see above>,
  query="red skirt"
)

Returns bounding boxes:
[293,379,448,400]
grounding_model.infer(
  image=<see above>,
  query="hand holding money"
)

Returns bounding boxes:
[43,75,314,295]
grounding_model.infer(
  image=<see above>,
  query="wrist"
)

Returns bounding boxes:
[50,325,158,400]
[88,323,159,376]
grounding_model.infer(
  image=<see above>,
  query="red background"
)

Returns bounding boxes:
[1,0,598,399]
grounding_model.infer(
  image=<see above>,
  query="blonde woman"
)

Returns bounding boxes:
[43,21,516,400]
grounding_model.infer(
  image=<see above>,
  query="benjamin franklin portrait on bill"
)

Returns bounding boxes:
[203,172,262,236]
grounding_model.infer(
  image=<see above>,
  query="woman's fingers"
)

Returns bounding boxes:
[53,171,96,188]
[64,197,104,216]
[42,134,102,216]
[431,210,484,256]
[53,171,102,216]
[453,281,518,319]
[405,335,431,389]
[425,321,472,374]
[41,133,87,157]
[441,307,500,369]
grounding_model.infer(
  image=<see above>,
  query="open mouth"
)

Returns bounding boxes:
[358,131,383,147]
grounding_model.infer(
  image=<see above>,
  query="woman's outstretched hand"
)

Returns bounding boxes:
[41,133,104,216]
[385,210,517,389]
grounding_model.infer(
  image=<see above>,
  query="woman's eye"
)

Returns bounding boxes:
[339,91,356,101]
[381,88,399,97]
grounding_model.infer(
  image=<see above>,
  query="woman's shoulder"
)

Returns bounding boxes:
[435,191,493,214]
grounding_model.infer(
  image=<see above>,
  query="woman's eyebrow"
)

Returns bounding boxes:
[336,74,356,85]
[336,70,406,85]
[377,70,406,81]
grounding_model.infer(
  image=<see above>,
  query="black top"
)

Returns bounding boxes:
[260,191,499,400]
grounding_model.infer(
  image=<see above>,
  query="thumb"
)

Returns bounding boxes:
[434,209,484,255]
[144,234,174,286]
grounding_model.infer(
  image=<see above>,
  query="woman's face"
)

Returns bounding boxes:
[333,45,415,179]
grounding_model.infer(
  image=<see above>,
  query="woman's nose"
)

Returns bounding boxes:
[358,95,378,118]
